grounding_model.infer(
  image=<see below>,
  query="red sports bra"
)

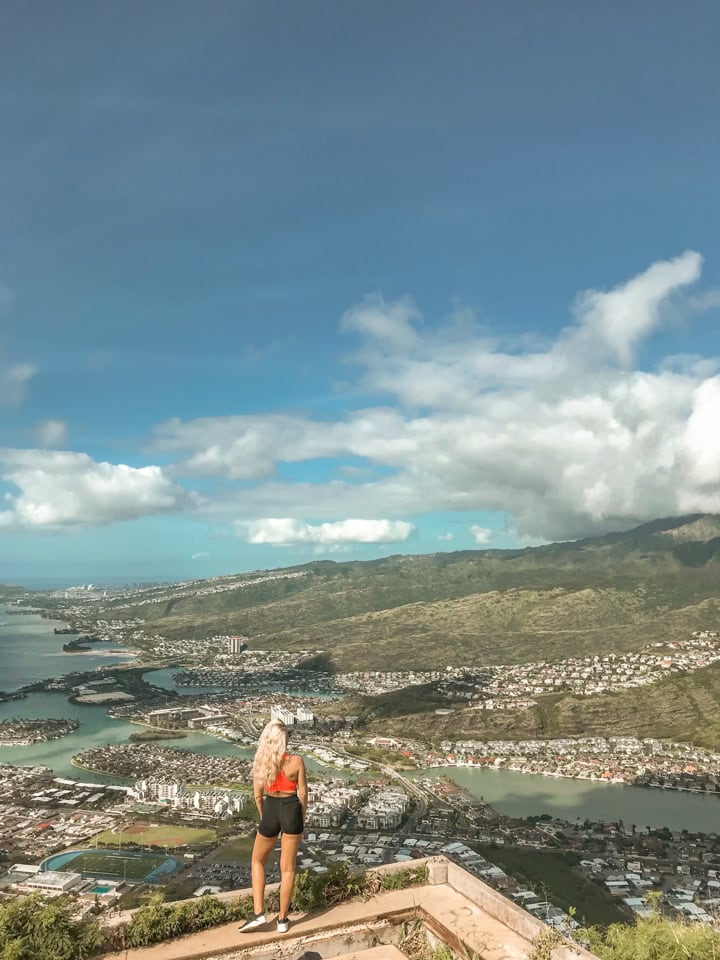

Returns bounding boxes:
[266,754,297,794]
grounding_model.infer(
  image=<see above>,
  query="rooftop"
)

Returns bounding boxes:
[101,857,598,960]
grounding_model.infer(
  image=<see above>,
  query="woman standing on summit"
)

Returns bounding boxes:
[241,718,307,934]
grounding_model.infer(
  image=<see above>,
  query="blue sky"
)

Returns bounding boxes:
[2,1,720,585]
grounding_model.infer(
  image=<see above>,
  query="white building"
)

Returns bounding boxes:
[24,871,84,894]
[133,779,246,818]
[271,705,296,726]
[226,636,247,655]
[356,787,410,830]
[134,779,183,803]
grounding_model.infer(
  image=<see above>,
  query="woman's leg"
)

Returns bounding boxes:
[278,832,302,919]
[251,832,277,914]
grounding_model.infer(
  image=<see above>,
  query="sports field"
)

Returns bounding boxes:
[41,848,181,884]
[66,851,161,881]
[89,822,217,848]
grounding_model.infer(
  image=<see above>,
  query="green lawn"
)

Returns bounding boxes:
[66,851,161,881]
[89,823,217,849]
[205,835,255,863]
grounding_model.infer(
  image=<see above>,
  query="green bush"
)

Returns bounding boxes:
[292,862,365,912]
[123,893,255,948]
[379,865,428,891]
[0,895,105,960]
[291,863,429,913]
[582,914,720,959]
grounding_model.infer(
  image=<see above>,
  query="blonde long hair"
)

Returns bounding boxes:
[252,718,289,787]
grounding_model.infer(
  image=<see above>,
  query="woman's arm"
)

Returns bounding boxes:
[297,758,308,820]
[253,774,264,818]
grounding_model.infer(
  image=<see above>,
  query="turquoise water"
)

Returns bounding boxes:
[0,689,254,780]
[0,614,135,690]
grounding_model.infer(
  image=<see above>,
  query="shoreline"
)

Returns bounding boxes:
[421,760,720,798]
[70,756,133,783]
[0,718,79,746]
[5,612,720,806]
[0,611,139,698]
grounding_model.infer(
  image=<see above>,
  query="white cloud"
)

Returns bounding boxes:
[437,532,454,542]
[470,525,493,545]
[0,361,36,408]
[191,551,210,560]
[157,252,720,542]
[7,253,718,544]
[341,294,420,351]
[569,250,702,367]
[679,376,720,509]
[34,419,69,449]
[239,518,414,547]
[0,450,194,530]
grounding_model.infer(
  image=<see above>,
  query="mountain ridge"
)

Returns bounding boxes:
[93,514,720,670]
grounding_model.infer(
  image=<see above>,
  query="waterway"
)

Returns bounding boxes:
[0,691,252,781]
[409,766,720,834]
[145,668,223,697]
[0,614,135,690]
[148,667,338,700]
[1,617,719,831]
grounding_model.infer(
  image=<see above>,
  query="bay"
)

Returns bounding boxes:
[0,691,253,780]
[409,766,720,834]
[0,614,135,690]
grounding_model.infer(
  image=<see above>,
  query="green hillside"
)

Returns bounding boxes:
[336,659,720,751]
[97,514,720,670]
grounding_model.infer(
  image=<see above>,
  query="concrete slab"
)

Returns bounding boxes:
[99,856,596,960]
[339,949,406,960]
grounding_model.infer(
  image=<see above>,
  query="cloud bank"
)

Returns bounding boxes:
[157,251,720,541]
[4,252,720,543]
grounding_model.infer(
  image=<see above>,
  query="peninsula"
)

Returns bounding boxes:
[0,718,80,746]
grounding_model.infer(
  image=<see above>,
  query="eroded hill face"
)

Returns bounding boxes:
[94,513,720,671]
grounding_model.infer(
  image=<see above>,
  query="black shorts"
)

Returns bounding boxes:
[258,795,304,837]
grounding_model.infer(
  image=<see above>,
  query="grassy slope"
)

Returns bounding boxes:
[475,845,628,927]
[94,515,720,671]
[338,660,720,751]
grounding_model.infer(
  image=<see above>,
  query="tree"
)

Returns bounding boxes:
[0,895,105,960]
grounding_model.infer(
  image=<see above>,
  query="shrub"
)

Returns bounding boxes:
[292,862,364,912]
[123,893,255,948]
[0,894,106,960]
[380,865,429,891]
[291,863,428,912]
[582,914,720,959]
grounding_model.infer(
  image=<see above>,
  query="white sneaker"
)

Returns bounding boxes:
[277,917,290,933]
[240,913,266,931]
